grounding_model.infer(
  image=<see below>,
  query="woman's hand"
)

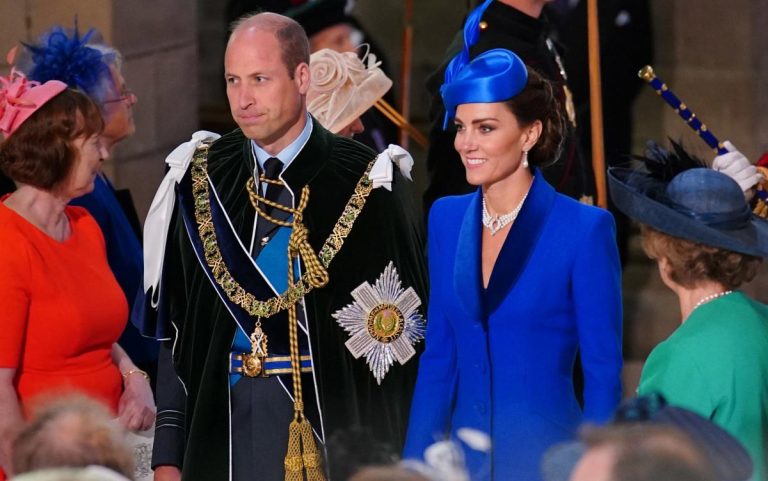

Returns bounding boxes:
[0,368,23,476]
[118,370,156,431]
[112,343,156,431]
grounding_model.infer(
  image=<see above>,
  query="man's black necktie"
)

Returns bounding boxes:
[254,157,286,251]
[262,157,284,206]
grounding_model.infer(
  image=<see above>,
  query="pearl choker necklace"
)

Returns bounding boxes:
[692,290,733,311]
[482,191,530,236]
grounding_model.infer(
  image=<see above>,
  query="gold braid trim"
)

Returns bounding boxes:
[189,145,376,318]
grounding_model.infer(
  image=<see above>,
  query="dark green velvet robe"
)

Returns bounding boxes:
[158,120,427,480]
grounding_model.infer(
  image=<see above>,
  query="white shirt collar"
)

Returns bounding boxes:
[250,113,313,175]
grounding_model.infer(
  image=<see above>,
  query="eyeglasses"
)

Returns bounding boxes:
[103,88,136,104]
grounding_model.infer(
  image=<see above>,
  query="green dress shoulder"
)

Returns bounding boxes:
[638,291,768,481]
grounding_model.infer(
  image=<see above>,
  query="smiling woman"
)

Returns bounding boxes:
[403,49,623,481]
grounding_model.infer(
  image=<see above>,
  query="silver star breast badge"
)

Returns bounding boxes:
[332,261,425,384]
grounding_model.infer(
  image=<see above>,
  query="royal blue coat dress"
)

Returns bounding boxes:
[403,174,623,481]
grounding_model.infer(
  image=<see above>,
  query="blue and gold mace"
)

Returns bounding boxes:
[638,65,727,155]
[640,65,768,217]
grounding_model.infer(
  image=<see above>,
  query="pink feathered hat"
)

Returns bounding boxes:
[0,67,67,139]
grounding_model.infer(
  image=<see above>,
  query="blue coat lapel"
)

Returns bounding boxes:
[485,172,557,313]
[454,191,485,321]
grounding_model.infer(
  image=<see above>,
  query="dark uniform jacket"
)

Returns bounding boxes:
[147,120,427,480]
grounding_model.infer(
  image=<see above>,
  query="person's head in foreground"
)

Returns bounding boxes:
[18,22,137,150]
[440,47,565,192]
[348,466,428,481]
[10,395,133,479]
[225,12,310,154]
[542,394,754,481]
[10,466,130,481]
[306,47,392,138]
[608,153,767,316]
[570,424,717,481]
[0,69,107,200]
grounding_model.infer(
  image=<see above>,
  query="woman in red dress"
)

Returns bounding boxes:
[0,70,155,477]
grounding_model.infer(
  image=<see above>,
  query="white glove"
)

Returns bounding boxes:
[713,140,762,197]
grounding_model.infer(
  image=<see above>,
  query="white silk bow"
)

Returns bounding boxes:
[143,130,221,306]
[368,144,414,191]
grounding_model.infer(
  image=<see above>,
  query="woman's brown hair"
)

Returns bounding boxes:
[0,89,103,190]
[641,225,761,289]
[504,67,566,168]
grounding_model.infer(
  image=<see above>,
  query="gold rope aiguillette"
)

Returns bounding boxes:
[190,145,376,480]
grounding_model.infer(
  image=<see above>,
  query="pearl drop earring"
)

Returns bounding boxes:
[522,150,529,169]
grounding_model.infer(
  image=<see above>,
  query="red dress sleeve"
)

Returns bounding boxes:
[0,229,32,368]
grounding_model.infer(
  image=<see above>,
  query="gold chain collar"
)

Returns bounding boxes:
[189,145,376,318]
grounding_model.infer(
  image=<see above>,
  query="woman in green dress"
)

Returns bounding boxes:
[609,162,768,481]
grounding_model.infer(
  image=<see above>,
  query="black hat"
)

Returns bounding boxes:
[227,0,307,21]
[284,0,354,38]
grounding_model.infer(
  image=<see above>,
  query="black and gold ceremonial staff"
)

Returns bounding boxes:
[638,65,768,216]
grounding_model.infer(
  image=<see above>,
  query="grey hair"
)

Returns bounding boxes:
[90,44,123,72]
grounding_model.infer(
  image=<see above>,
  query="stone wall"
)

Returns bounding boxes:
[634,0,768,160]
[3,1,765,220]
[0,0,199,222]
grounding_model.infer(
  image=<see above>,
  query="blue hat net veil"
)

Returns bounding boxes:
[16,19,117,109]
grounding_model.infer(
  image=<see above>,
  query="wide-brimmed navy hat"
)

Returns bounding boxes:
[541,394,754,481]
[608,166,768,258]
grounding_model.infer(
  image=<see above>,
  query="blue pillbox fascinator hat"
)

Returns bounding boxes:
[439,0,528,129]
[440,49,528,129]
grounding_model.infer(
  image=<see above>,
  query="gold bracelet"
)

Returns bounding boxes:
[122,368,150,381]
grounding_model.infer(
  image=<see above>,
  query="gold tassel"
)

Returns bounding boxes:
[284,418,305,481]
[283,186,327,481]
[284,415,324,481]
[299,416,324,481]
